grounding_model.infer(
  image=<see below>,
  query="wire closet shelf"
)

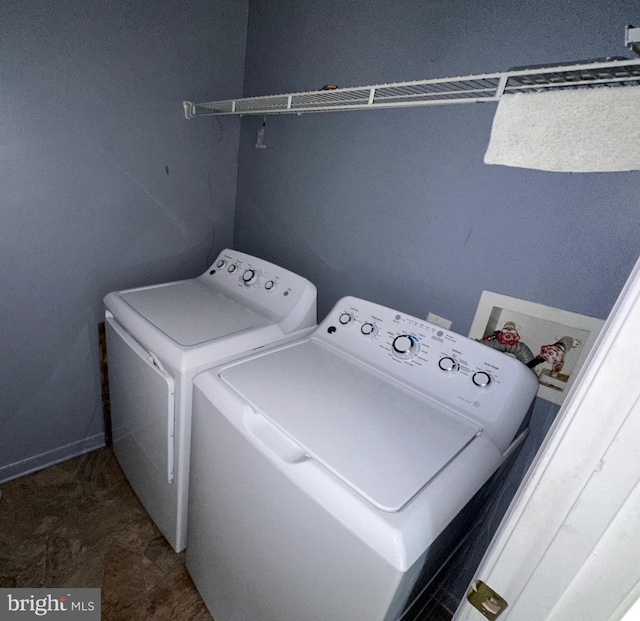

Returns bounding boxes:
[184,57,640,118]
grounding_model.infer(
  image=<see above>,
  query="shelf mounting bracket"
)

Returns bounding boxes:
[626,25,640,57]
[183,101,196,120]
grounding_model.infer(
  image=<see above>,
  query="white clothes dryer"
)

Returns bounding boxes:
[104,249,317,552]
[186,296,538,621]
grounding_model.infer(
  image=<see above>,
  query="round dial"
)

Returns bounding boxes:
[242,269,257,285]
[472,371,492,388]
[228,264,237,273]
[216,259,226,269]
[264,280,276,291]
[438,356,459,373]
[339,312,354,325]
[392,334,419,358]
[360,322,377,337]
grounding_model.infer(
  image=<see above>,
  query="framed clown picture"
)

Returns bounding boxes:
[469,291,605,405]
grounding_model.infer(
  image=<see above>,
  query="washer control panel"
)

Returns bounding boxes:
[201,249,316,320]
[316,296,538,444]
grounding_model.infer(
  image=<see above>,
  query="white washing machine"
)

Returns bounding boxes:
[186,295,538,621]
[104,249,317,552]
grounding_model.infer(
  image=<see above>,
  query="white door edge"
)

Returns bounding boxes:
[453,254,640,621]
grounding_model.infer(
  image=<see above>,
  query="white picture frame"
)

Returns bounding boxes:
[469,291,605,405]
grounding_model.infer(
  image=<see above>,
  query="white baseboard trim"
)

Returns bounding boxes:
[0,433,106,484]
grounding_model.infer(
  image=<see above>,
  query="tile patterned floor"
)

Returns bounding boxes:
[0,447,453,621]
[0,448,211,620]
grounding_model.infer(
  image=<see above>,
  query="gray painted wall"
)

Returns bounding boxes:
[0,0,248,480]
[236,1,640,327]
[234,0,640,612]
[2,0,638,612]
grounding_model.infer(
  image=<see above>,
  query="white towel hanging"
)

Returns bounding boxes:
[484,85,640,173]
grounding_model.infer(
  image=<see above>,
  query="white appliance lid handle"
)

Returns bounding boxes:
[242,408,307,464]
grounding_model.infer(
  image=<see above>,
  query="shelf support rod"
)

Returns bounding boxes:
[368,88,376,106]
[495,75,508,99]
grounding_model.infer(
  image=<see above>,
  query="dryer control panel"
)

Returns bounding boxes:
[317,296,538,452]
[201,249,317,326]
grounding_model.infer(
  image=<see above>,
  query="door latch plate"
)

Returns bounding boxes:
[467,580,508,619]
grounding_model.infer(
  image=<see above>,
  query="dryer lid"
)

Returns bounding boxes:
[220,340,481,512]
[121,280,269,346]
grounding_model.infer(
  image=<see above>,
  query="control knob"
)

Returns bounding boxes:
[339,312,354,326]
[228,264,237,273]
[472,371,492,388]
[392,334,419,359]
[438,356,459,373]
[360,322,377,337]
[264,280,276,291]
[216,259,226,269]
[242,269,258,285]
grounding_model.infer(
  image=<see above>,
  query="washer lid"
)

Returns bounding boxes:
[220,340,481,512]
[121,280,270,346]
